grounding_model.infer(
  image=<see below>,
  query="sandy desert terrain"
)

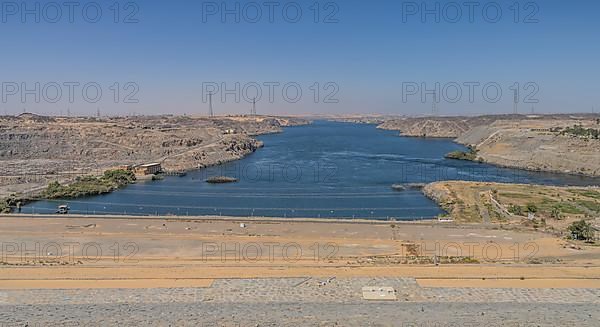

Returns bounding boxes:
[1,215,599,289]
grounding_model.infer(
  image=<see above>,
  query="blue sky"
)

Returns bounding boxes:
[1,0,599,116]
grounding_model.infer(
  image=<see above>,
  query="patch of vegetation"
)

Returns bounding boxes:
[552,202,585,215]
[500,192,533,199]
[0,195,25,213]
[577,200,600,213]
[439,256,480,264]
[42,169,136,199]
[560,124,600,139]
[458,257,480,264]
[508,204,524,216]
[445,146,479,161]
[568,220,596,242]
[573,190,600,199]
[526,203,538,213]
[0,199,11,213]
[550,205,562,219]
[486,202,505,222]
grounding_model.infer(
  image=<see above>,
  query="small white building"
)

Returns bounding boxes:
[134,163,162,175]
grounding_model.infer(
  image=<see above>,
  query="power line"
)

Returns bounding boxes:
[114,185,425,192]
[25,198,440,211]
[96,190,424,199]
[432,90,438,116]
[208,92,214,117]
[20,207,439,220]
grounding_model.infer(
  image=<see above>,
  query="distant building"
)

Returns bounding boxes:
[134,163,162,176]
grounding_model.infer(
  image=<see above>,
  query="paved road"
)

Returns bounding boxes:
[3,302,597,326]
[1,278,599,326]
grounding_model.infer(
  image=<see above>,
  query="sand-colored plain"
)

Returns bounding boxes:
[1,215,598,289]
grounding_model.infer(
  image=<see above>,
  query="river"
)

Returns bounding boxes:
[21,121,600,220]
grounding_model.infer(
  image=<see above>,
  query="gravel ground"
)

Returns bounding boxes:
[1,278,599,326]
[2,302,597,327]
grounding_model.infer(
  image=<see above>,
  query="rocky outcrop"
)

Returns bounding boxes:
[0,115,308,197]
[206,176,238,184]
[375,115,522,138]
[378,117,475,138]
[376,114,600,177]
[455,119,600,177]
[376,114,600,139]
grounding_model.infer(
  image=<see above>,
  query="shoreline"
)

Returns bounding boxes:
[1,213,440,225]
[8,119,600,219]
[0,212,564,236]
[448,154,600,181]
[3,119,308,213]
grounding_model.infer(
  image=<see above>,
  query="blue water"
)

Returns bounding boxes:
[22,121,600,220]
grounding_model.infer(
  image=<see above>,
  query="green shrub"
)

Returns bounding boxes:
[553,202,585,215]
[577,200,600,213]
[445,146,479,161]
[0,195,24,213]
[568,220,595,242]
[526,203,538,213]
[561,125,600,139]
[0,199,10,213]
[42,169,135,199]
[550,206,562,219]
[508,204,523,216]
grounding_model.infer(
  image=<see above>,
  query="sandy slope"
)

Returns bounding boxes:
[1,215,598,289]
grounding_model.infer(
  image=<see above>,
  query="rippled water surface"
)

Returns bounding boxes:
[23,121,600,220]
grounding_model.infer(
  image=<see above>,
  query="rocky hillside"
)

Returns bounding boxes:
[376,114,600,139]
[376,115,510,138]
[456,118,600,177]
[375,114,600,177]
[0,114,309,197]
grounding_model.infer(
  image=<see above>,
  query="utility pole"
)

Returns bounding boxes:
[251,97,257,116]
[208,92,214,117]
[432,90,438,116]
[97,107,101,118]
